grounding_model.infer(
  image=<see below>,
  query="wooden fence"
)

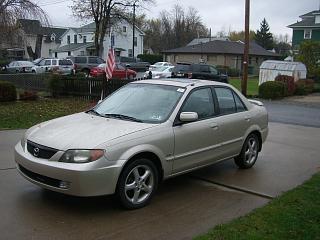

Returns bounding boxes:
[0,73,139,100]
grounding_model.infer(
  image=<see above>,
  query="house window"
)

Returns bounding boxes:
[51,34,55,42]
[68,51,71,56]
[123,26,127,32]
[111,35,115,47]
[55,52,58,58]
[83,36,87,43]
[49,49,52,57]
[128,49,133,57]
[67,35,70,44]
[74,35,78,44]
[304,29,312,39]
[134,37,137,47]
[80,51,85,56]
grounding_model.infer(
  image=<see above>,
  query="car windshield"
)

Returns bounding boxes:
[98,63,106,69]
[153,66,168,72]
[94,83,185,123]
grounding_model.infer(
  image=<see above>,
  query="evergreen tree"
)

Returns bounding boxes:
[255,18,274,50]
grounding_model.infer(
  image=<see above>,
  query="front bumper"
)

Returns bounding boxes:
[15,143,125,197]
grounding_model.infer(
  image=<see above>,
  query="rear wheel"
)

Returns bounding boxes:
[234,134,260,169]
[82,69,90,77]
[117,158,158,209]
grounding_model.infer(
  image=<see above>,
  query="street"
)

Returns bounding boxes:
[0,99,319,240]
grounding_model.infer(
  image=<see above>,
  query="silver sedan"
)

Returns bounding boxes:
[15,79,268,209]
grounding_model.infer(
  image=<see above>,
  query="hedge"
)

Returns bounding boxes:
[259,81,287,99]
[275,75,295,96]
[0,81,16,102]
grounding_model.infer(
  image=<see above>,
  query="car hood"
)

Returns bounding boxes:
[27,112,157,150]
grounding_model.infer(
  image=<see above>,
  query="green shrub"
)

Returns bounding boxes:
[294,79,315,95]
[137,54,163,64]
[0,81,16,102]
[259,81,287,99]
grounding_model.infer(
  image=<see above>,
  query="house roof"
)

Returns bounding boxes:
[300,10,320,18]
[288,17,320,28]
[42,27,67,38]
[54,43,94,52]
[163,40,279,57]
[187,37,229,46]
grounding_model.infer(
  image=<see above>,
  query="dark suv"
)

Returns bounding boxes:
[171,63,229,83]
[67,56,105,76]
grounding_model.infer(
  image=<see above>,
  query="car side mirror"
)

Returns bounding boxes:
[180,112,198,122]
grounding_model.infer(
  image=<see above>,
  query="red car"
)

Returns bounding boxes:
[90,63,137,79]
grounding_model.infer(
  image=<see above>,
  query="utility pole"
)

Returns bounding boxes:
[132,2,136,59]
[242,0,250,97]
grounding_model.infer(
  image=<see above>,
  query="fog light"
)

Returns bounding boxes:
[59,181,70,189]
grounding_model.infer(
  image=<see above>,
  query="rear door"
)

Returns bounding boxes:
[212,87,251,159]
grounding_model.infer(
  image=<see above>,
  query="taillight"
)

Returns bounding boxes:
[188,73,193,78]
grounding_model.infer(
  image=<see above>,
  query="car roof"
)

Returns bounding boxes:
[135,79,229,88]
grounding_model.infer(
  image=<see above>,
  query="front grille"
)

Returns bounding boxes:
[27,141,58,159]
[19,165,61,188]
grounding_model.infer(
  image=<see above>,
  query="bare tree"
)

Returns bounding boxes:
[144,5,208,53]
[71,0,152,57]
[0,0,48,27]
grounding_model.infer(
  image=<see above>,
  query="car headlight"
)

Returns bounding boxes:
[59,149,105,163]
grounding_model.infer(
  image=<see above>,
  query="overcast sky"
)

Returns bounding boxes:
[40,0,319,39]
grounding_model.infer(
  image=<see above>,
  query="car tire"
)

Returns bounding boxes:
[83,69,90,78]
[234,133,260,169]
[117,158,158,210]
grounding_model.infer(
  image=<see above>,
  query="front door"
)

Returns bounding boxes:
[173,87,220,173]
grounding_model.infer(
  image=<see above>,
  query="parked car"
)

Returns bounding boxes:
[67,56,105,76]
[116,56,150,71]
[5,61,36,73]
[144,66,175,79]
[171,63,229,83]
[149,62,173,70]
[35,58,75,75]
[90,63,137,79]
[15,79,268,209]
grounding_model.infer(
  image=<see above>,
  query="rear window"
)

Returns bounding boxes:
[174,64,190,72]
[59,60,73,65]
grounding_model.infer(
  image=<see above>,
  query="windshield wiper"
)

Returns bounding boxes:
[104,114,143,122]
[86,109,102,116]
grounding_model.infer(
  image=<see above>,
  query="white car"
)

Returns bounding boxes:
[35,58,75,75]
[144,66,175,79]
[149,62,173,70]
[15,79,268,209]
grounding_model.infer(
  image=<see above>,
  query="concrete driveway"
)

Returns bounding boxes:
[0,100,319,240]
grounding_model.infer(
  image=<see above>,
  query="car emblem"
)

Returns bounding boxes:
[33,147,40,157]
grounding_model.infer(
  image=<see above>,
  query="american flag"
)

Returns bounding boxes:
[105,48,115,79]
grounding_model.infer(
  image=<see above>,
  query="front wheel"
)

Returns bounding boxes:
[234,134,260,169]
[117,158,158,209]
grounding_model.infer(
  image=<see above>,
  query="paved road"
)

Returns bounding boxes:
[263,99,320,128]
[0,101,320,240]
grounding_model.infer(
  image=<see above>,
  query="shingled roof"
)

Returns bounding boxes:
[163,40,278,57]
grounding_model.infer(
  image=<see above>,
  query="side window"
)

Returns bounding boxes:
[39,60,46,66]
[234,93,247,112]
[88,57,98,64]
[97,58,105,64]
[209,66,218,75]
[52,60,57,65]
[181,88,215,120]
[200,65,210,73]
[44,60,51,66]
[215,88,237,115]
[75,57,86,63]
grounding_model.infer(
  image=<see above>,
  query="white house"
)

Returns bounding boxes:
[55,20,144,59]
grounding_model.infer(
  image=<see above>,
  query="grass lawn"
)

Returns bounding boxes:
[229,77,259,97]
[0,98,92,130]
[195,172,320,240]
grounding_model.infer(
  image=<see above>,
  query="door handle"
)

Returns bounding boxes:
[210,123,219,130]
[245,116,251,121]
